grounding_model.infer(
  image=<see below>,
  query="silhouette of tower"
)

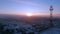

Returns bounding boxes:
[49,5,54,26]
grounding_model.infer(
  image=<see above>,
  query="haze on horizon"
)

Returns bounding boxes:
[0,0,60,16]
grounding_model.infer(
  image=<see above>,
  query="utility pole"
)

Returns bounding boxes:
[49,5,54,26]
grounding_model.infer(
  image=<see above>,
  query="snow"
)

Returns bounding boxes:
[2,22,60,34]
[0,18,60,34]
[40,27,60,34]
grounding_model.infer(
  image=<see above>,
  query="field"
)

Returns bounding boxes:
[0,14,60,34]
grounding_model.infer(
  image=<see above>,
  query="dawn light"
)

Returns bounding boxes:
[26,13,32,16]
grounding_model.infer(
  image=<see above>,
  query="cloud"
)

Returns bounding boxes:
[20,1,40,6]
[10,0,22,2]
[10,0,42,6]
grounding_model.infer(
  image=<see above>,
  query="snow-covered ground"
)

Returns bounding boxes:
[0,17,60,34]
[1,22,60,34]
[40,27,60,34]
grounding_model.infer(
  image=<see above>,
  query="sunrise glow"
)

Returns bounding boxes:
[26,13,32,16]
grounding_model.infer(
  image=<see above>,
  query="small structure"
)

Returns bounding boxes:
[49,5,54,26]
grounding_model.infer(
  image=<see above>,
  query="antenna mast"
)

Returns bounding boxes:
[49,5,54,26]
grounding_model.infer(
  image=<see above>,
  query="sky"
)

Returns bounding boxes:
[0,0,60,15]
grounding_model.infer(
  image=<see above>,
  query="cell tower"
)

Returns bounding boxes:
[49,5,54,26]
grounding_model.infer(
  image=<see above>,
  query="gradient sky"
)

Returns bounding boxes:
[0,0,60,15]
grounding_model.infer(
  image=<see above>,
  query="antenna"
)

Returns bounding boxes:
[49,5,54,26]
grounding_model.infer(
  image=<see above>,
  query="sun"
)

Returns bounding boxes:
[26,13,32,16]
